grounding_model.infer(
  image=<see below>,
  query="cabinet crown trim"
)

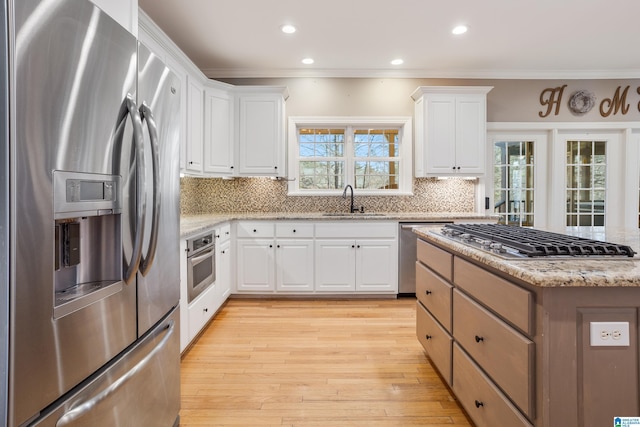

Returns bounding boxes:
[411,86,493,100]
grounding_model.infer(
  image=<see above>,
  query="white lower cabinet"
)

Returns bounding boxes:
[236,221,314,293]
[217,238,232,302]
[315,240,356,292]
[276,239,314,292]
[234,220,398,295]
[355,240,398,292]
[187,285,217,342]
[236,239,276,291]
[315,239,397,293]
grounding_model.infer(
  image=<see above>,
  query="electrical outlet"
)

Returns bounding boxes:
[590,321,630,347]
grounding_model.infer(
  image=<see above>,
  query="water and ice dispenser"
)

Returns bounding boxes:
[53,171,123,318]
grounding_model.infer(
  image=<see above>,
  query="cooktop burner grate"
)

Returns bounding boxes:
[442,224,636,258]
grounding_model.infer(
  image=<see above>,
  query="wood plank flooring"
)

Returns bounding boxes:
[179,298,472,427]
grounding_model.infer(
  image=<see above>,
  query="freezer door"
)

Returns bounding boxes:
[31,307,180,427]
[135,43,181,335]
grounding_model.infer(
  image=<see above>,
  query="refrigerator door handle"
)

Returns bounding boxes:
[115,95,147,285]
[54,319,176,427]
[138,102,160,276]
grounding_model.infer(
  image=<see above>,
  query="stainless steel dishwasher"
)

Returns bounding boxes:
[398,222,452,295]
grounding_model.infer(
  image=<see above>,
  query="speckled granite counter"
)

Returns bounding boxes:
[180,212,497,239]
[414,226,640,287]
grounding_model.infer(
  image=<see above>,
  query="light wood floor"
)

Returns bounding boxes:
[179,298,472,427]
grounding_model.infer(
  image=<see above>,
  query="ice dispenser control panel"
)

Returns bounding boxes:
[54,170,122,218]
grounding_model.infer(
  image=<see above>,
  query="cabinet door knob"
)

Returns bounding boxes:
[274,166,278,169]
[269,244,273,248]
[425,290,432,295]
[475,400,484,408]
[425,335,432,340]
[277,245,280,248]
[204,308,208,313]
[475,335,484,343]
[357,245,360,249]
[253,229,257,233]
[457,166,461,170]
[452,166,455,170]
[351,245,355,248]
[292,229,296,233]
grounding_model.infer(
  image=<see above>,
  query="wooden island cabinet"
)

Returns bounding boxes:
[415,232,640,427]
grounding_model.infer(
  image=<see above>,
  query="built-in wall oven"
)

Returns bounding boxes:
[187,231,215,303]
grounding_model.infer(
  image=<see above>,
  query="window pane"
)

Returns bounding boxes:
[493,140,534,226]
[299,160,344,189]
[565,140,606,226]
[297,125,403,193]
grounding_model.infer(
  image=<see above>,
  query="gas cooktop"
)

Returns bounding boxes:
[433,224,636,259]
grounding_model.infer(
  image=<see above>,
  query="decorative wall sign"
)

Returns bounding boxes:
[538,84,639,118]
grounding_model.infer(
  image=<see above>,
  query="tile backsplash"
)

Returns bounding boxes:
[180,177,476,215]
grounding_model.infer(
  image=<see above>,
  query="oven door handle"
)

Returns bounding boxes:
[138,103,160,276]
[55,320,175,427]
[189,247,214,265]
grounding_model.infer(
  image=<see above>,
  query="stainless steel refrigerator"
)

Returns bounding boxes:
[1,0,181,425]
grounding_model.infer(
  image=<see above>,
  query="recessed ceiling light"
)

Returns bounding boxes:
[391,59,404,65]
[281,24,297,34]
[301,58,314,65]
[452,25,468,35]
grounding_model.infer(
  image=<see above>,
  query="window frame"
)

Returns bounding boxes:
[287,116,413,196]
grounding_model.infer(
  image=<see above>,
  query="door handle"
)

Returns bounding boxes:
[113,94,146,285]
[56,319,175,426]
[138,103,160,276]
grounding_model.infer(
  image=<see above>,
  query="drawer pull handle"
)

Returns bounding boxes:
[425,335,432,340]
[474,335,484,343]
[425,290,432,295]
[475,400,484,408]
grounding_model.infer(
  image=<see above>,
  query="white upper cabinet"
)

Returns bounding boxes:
[185,78,205,174]
[412,86,492,177]
[236,88,288,176]
[91,0,138,36]
[204,87,234,175]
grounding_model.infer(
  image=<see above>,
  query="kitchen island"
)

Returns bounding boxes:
[414,225,640,427]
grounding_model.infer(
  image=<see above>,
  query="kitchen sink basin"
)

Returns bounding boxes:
[321,212,385,217]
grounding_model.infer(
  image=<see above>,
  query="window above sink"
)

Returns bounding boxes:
[287,116,413,196]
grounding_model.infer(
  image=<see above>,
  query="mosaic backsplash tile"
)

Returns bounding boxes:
[180,177,476,215]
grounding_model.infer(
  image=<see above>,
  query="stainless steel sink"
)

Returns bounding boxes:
[321,212,385,217]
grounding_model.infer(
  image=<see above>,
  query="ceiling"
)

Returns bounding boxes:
[138,0,640,79]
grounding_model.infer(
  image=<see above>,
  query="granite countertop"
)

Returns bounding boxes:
[180,212,497,239]
[414,226,640,288]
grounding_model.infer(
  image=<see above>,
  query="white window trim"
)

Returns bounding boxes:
[287,116,413,196]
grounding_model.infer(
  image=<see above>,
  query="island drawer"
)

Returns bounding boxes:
[416,262,452,331]
[236,221,275,238]
[417,239,452,281]
[453,289,534,418]
[454,257,533,335]
[417,301,452,386]
[453,343,533,427]
[275,222,314,238]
